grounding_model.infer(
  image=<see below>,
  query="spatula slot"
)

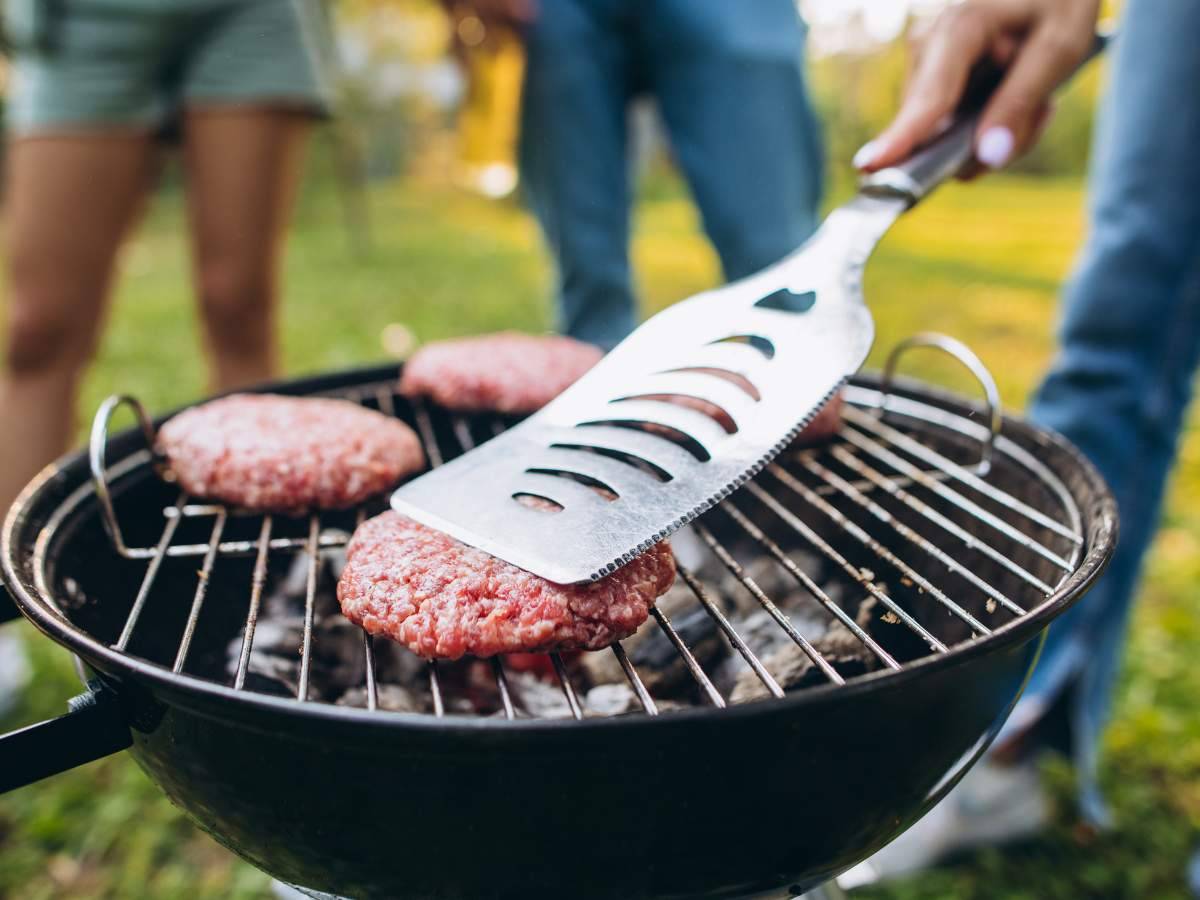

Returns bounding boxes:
[576,420,711,463]
[754,288,816,314]
[657,367,762,401]
[523,469,618,500]
[610,394,738,435]
[548,443,674,483]
[707,334,776,359]
[513,493,564,513]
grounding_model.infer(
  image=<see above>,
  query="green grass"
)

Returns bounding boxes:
[1,168,1197,898]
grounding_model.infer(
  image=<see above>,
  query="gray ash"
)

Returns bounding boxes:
[225,529,892,717]
[578,581,726,701]
[730,597,881,703]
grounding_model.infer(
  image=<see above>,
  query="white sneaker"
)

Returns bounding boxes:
[0,630,31,718]
[839,757,1049,888]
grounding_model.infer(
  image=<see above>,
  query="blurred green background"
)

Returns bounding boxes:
[3,1,1198,898]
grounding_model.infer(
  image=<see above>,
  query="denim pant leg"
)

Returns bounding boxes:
[641,0,823,280]
[1004,0,1200,826]
[518,0,635,349]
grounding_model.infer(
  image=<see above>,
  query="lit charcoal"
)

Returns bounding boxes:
[229,614,369,701]
[322,541,349,580]
[238,671,297,698]
[736,603,830,659]
[240,660,300,696]
[577,648,624,687]
[712,552,784,614]
[226,618,302,694]
[430,659,495,715]
[371,638,433,686]
[584,683,641,717]
[267,551,344,620]
[220,544,373,700]
[705,542,842,693]
[712,603,830,693]
[276,550,312,599]
[508,670,574,719]
[730,597,880,703]
[712,547,828,617]
[308,618,370,699]
[578,581,727,697]
[338,684,423,713]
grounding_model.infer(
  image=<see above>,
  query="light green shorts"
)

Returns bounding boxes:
[5,0,336,135]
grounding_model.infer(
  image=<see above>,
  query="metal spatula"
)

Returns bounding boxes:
[392,40,1106,584]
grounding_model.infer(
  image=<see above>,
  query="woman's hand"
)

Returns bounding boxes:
[854,0,1100,175]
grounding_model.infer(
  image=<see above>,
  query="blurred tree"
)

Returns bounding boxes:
[809,17,909,192]
[320,1,1112,195]
[330,0,456,180]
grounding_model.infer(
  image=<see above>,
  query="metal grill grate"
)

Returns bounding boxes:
[37,353,1085,722]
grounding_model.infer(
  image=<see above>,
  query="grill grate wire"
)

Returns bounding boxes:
[61,369,1085,721]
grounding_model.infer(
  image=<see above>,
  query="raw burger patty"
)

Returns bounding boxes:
[157,394,425,512]
[398,331,603,414]
[337,511,675,659]
[796,391,843,444]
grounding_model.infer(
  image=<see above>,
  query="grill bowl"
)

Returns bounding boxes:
[1,363,1115,899]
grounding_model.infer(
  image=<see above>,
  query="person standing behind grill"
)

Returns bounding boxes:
[443,0,825,351]
[849,0,1200,887]
[0,0,334,516]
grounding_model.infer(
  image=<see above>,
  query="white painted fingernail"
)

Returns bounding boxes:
[977,126,1015,169]
[853,140,881,170]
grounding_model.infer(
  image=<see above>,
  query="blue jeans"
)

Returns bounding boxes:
[518,0,823,349]
[1002,0,1200,827]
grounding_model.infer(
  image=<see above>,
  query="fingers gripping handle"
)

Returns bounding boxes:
[861,31,1109,206]
[860,117,980,207]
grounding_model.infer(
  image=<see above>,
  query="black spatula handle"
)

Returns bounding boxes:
[861,30,1109,207]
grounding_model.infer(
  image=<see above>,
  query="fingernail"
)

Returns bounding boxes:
[852,139,880,170]
[977,126,1014,169]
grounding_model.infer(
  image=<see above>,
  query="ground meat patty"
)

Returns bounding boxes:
[157,394,425,512]
[398,331,603,414]
[795,391,843,444]
[337,511,675,659]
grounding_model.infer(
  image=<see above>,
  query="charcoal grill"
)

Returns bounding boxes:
[0,337,1115,899]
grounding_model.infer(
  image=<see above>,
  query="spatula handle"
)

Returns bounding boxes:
[861,30,1109,207]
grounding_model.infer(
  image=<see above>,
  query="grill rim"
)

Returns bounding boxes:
[1,363,1118,735]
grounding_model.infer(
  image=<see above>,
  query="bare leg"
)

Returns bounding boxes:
[182,108,310,392]
[0,136,154,512]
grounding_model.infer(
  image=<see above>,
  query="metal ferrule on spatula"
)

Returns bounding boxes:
[392,36,1107,584]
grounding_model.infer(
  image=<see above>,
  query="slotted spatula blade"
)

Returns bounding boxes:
[392,37,1107,584]
[391,192,904,584]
